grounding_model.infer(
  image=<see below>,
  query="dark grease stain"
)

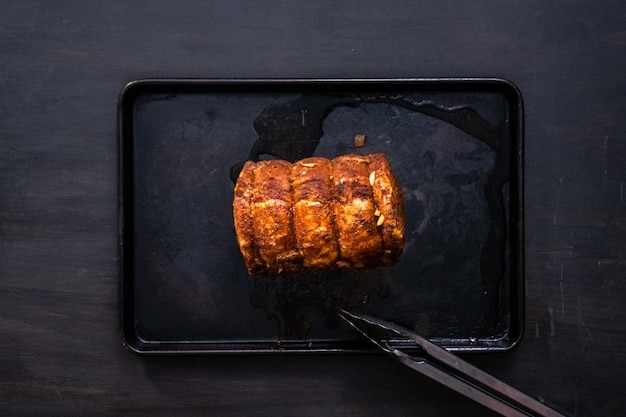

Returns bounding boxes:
[250,269,390,340]
[229,94,498,182]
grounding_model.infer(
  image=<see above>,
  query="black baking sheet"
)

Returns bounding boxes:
[118,78,524,354]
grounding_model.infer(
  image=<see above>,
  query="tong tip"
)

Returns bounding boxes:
[337,309,400,353]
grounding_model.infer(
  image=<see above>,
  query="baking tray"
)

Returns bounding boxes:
[118,78,524,355]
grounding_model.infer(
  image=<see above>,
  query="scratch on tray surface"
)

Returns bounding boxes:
[176,148,187,183]
[597,259,618,290]
[578,294,594,351]
[602,135,608,190]
[560,262,565,318]
[548,306,556,336]
[553,178,562,225]
[545,257,558,270]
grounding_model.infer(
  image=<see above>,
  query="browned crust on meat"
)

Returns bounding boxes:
[251,160,302,275]
[233,161,266,275]
[367,153,405,265]
[292,157,339,269]
[331,155,383,268]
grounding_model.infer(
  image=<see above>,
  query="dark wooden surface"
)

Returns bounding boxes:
[2,1,625,416]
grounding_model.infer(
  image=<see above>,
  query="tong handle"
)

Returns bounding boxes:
[339,310,569,417]
[394,349,566,417]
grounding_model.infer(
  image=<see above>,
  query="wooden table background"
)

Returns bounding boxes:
[2,1,625,416]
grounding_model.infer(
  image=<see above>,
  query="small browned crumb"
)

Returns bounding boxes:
[354,134,366,147]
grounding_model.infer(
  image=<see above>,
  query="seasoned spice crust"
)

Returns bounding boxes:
[233,153,404,276]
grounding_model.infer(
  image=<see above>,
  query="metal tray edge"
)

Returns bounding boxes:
[117,77,525,356]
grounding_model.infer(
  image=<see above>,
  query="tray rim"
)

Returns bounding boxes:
[117,77,525,355]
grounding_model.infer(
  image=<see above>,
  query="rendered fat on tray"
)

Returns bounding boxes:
[233,153,405,276]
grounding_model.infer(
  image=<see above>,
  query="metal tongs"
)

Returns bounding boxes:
[339,309,570,417]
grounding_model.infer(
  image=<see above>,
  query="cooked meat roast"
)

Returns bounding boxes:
[233,153,404,276]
